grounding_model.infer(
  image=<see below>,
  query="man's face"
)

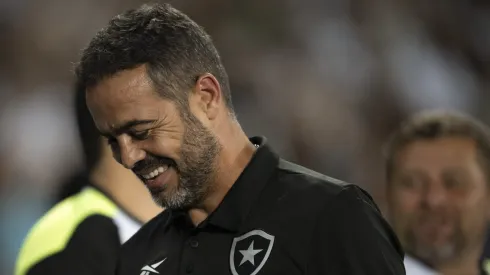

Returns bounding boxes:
[86,66,220,210]
[388,136,490,265]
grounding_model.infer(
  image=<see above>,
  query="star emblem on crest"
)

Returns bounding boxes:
[239,241,263,266]
[230,229,275,275]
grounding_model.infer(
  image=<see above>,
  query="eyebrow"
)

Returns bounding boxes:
[100,119,157,137]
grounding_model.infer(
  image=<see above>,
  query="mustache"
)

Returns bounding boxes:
[132,155,176,174]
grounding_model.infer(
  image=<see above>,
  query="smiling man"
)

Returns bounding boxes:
[85,65,221,211]
[384,110,490,275]
[76,3,405,275]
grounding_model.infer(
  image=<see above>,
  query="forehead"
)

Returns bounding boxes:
[395,136,479,170]
[86,66,165,129]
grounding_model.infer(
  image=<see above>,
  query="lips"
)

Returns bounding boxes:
[134,164,174,194]
[414,216,454,245]
[139,165,170,179]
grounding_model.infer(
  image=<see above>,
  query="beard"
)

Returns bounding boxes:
[148,108,221,210]
[403,216,466,265]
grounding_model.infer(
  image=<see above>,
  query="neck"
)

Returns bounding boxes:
[90,156,162,223]
[188,120,256,226]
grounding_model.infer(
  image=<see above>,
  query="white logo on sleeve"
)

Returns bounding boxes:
[140,258,166,275]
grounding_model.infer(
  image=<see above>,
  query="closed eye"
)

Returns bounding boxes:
[131,130,151,140]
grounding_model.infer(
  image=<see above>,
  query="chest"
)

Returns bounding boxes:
[132,224,310,275]
[124,186,323,275]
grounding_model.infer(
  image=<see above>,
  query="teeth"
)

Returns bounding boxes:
[142,165,168,180]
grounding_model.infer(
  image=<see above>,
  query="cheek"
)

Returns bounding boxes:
[461,204,490,237]
[388,190,420,228]
[455,191,490,229]
[390,189,419,214]
[462,186,489,210]
[466,192,490,217]
[146,130,183,158]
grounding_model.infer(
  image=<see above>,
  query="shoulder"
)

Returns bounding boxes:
[306,185,405,273]
[15,188,120,275]
[315,184,405,260]
[319,184,382,225]
[273,159,400,249]
[263,159,379,233]
[273,159,383,225]
[273,159,353,202]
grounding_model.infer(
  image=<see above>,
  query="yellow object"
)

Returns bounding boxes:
[14,187,117,275]
[484,258,490,275]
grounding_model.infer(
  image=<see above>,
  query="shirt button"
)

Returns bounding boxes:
[186,264,194,273]
[189,238,199,248]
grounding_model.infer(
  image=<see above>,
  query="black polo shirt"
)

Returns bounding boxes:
[116,136,405,275]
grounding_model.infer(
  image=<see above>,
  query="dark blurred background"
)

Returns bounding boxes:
[1,0,490,274]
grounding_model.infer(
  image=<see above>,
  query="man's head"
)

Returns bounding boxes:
[384,110,490,266]
[76,4,232,210]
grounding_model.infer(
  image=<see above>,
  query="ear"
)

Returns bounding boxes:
[192,73,222,120]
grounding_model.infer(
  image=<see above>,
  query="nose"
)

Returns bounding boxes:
[422,181,447,209]
[117,136,146,169]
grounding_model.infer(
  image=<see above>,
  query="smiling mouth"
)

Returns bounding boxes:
[136,164,170,180]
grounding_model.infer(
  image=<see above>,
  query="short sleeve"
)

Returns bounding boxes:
[308,185,406,275]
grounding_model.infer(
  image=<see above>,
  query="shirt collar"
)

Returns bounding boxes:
[170,136,279,232]
[403,255,437,275]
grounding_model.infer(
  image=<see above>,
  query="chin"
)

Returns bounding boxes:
[414,243,458,264]
[153,194,187,210]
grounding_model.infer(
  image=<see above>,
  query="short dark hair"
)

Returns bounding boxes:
[383,110,490,182]
[75,79,102,171]
[75,3,233,112]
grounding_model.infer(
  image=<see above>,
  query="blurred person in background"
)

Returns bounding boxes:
[77,3,405,275]
[384,110,490,275]
[14,82,162,275]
